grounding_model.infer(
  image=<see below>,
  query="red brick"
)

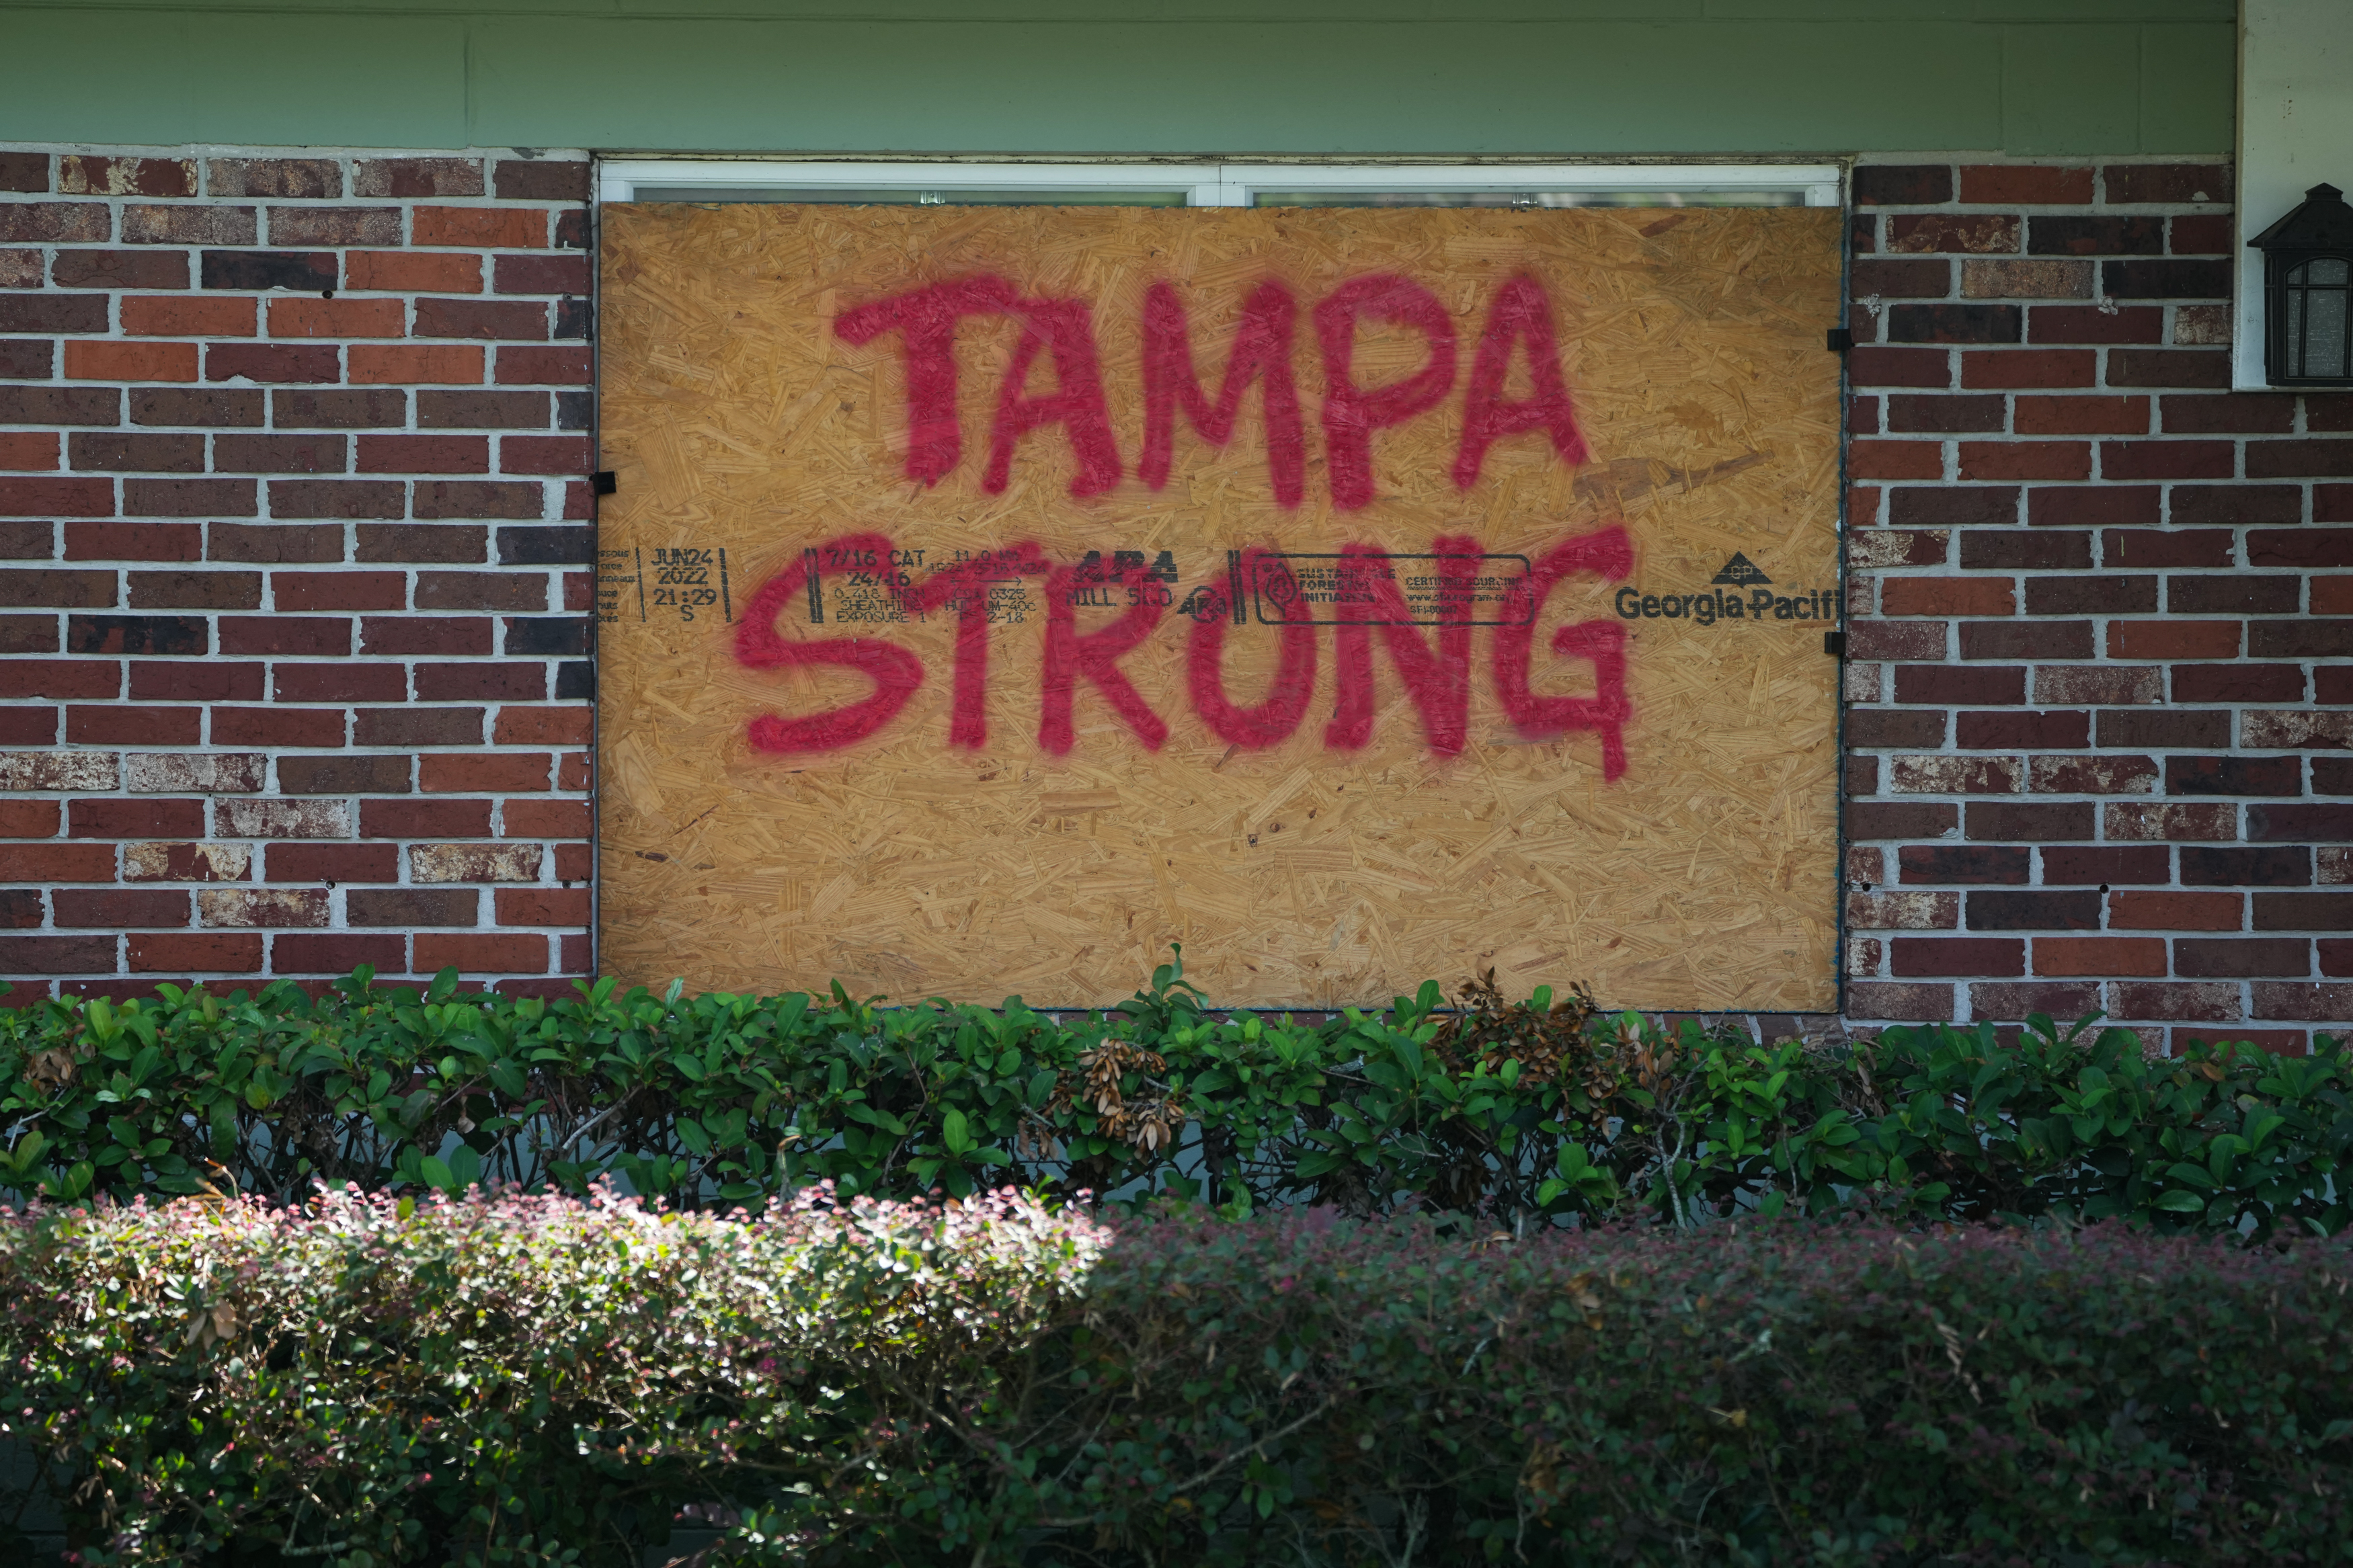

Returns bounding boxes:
[347,344,483,385]
[266,207,401,247]
[1959,165,2093,205]
[272,570,405,611]
[128,661,263,702]
[413,481,541,520]
[2105,528,2232,568]
[53,889,189,928]
[498,436,592,476]
[360,615,491,656]
[212,433,347,474]
[119,295,255,337]
[61,341,194,383]
[127,932,260,973]
[2028,753,2157,794]
[0,659,120,699]
[269,479,404,519]
[1847,346,1950,388]
[415,932,546,975]
[1886,214,2019,255]
[2102,163,2231,204]
[354,157,482,198]
[0,431,56,472]
[2110,349,2230,388]
[2249,440,2353,479]
[1891,937,2024,977]
[272,662,405,703]
[71,431,204,472]
[270,933,409,975]
[2106,620,2239,659]
[0,569,114,608]
[1880,577,2014,616]
[492,254,588,294]
[1853,165,1952,206]
[414,297,547,341]
[555,752,588,790]
[554,842,592,880]
[205,158,343,199]
[2009,396,2145,436]
[265,842,400,882]
[356,706,481,745]
[362,798,493,837]
[493,705,592,746]
[71,798,202,838]
[1849,259,1948,298]
[500,798,591,837]
[1961,349,2095,389]
[346,250,481,296]
[414,206,546,249]
[495,345,591,385]
[0,203,108,243]
[0,842,114,880]
[2026,304,2164,344]
[0,936,118,973]
[218,616,350,656]
[2026,937,2161,977]
[420,753,550,792]
[204,343,339,384]
[1958,441,2091,481]
[495,886,591,926]
[66,704,200,744]
[2108,891,2237,932]
[1849,440,1942,481]
[268,297,405,339]
[60,155,193,198]
[0,793,55,834]
[208,706,346,747]
[204,523,342,563]
[356,435,489,474]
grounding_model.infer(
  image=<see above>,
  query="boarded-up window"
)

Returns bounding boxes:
[597,202,1842,1008]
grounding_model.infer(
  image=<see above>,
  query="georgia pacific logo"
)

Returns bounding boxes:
[1613,552,1837,628]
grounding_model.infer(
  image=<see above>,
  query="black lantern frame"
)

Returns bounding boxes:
[2248,181,2353,386]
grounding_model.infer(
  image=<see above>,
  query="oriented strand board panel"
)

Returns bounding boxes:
[598,204,1843,1010]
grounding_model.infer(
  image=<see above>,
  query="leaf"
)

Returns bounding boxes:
[942,1108,975,1157]
[2153,1190,2207,1214]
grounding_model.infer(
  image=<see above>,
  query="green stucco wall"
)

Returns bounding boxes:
[0,1,2235,157]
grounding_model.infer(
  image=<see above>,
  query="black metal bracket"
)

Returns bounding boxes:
[1826,327,1854,353]
[590,470,618,495]
[1825,630,1847,657]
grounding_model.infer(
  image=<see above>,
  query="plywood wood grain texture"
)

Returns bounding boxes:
[597,204,1842,1009]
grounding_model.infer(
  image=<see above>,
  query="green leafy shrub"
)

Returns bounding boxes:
[777,1209,2353,1568]
[0,1184,1102,1567]
[3,954,2349,1239]
[7,1192,2351,1566]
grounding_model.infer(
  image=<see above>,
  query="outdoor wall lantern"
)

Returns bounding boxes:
[2249,181,2353,385]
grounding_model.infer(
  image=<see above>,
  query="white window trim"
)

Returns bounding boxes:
[597,159,1844,209]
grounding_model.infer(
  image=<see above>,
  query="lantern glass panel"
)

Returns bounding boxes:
[2286,255,2351,380]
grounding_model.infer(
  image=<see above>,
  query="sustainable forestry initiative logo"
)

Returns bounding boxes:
[1613,554,1837,627]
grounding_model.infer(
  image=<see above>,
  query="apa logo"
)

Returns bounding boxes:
[1613,554,1836,628]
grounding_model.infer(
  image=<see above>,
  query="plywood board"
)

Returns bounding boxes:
[596,204,1843,1009]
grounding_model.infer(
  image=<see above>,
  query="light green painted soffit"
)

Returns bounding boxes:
[0,3,2233,156]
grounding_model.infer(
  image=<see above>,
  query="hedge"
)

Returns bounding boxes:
[4,1191,2351,1567]
[4,954,2350,1239]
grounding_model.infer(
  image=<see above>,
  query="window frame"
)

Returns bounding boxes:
[596,159,1845,209]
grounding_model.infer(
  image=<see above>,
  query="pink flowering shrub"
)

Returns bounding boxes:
[0,1184,1104,1567]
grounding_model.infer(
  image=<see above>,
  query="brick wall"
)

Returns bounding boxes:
[0,146,595,1001]
[1843,156,2353,1051]
[2,143,2347,1045]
